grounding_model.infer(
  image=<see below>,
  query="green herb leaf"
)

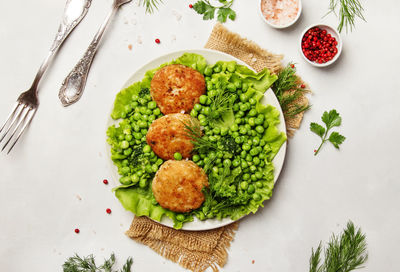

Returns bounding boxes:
[326,0,366,33]
[203,5,216,20]
[139,0,163,13]
[193,1,207,14]
[193,0,236,23]
[310,122,326,138]
[328,131,346,148]
[311,109,345,155]
[309,221,368,272]
[321,109,341,129]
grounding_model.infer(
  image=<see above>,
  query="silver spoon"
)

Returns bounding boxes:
[59,0,132,107]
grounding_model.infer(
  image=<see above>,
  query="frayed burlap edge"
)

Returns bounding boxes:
[205,23,310,137]
[126,217,238,272]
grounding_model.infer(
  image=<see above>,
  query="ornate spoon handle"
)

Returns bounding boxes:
[58,2,121,107]
[31,0,92,92]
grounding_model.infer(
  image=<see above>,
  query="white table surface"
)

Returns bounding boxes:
[1,1,399,271]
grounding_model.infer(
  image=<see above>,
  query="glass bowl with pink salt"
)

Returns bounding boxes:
[259,0,302,29]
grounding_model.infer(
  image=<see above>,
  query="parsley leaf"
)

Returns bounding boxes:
[310,109,345,155]
[310,122,325,138]
[193,0,236,23]
[328,132,346,148]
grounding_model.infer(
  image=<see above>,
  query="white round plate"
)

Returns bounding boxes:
[106,49,287,231]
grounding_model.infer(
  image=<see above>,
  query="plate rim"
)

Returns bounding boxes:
[105,48,287,231]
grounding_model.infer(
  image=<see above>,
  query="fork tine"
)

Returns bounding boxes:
[0,103,25,143]
[6,108,36,154]
[1,106,31,152]
[0,103,20,135]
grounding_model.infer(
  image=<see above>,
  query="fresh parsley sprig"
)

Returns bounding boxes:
[326,0,366,33]
[309,221,368,272]
[193,0,236,23]
[310,109,345,155]
[63,253,133,272]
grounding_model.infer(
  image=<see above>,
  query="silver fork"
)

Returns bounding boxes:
[0,0,92,154]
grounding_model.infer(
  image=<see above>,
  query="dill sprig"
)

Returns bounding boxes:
[326,0,366,33]
[272,63,310,119]
[309,221,368,272]
[183,118,217,154]
[138,0,163,13]
[63,253,133,272]
[206,90,234,126]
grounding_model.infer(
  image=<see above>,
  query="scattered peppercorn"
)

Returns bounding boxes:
[189,4,193,8]
[103,179,108,185]
[290,64,295,69]
[106,208,112,214]
[155,38,160,44]
[301,84,306,89]
[74,228,80,234]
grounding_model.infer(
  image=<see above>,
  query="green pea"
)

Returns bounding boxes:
[152,164,158,172]
[197,160,204,167]
[130,174,139,184]
[139,179,147,188]
[250,148,259,156]
[190,109,198,117]
[243,173,250,180]
[256,126,265,134]
[153,108,161,116]
[235,118,242,124]
[252,193,261,201]
[260,140,266,147]
[252,137,260,146]
[125,134,133,141]
[237,111,245,117]
[247,185,255,194]
[255,117,264,125]
[148,115,156,122]
[250,165,257,172]
[136,170,144,177]
[232,159,240,167]
[232,132,240,138]
[241,161,248,168]
[176,214,185,221]
[256,181,263,188]
[242,82,249,91]
[120,176,131,185]
[235,137,243,144]
[239,127,247,135]
[240,93,248,102]
[199,95,208,104]
[240,181,249,190]
[174,152,183,160]
[223,159,232,168]
[156,158,163,166]
[253,157,260,165]
[200,119,208,126]
[141,129,148,135]
[220,127,228,136]
[227,83,236,92]
[209,136,216,142]
[240,104,248,112]
[231,124,239,131]
[121,166,130,175]
[245,154,252,162]
[233,104,240,111]
[204,66,213,76]
[123,148,132,156]
[138,120,147,128]
[255,172,263,179]
[248,109,257,116]
[132,112,141,121]
[240,150,247,158]
[242,143,251,151]
[194,104,202,112]
[248,118,255,127]
[120,141,129,149]
[212,166,219,175]
[213,66,221,73]
[202,107,210,116]
[148,101,157,109]
[145,165,153,173]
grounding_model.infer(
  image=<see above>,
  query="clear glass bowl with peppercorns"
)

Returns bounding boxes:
[300,24,342,67]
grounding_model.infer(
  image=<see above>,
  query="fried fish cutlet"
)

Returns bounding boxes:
[152,160,208,213]
[146,113,199,160]
[150,64,206,115]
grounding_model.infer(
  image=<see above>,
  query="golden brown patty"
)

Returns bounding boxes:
[146,113,199,160]
[152,160,208,213]
[150,64,206,114]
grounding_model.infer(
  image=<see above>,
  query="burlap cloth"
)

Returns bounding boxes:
[125,23,309,271]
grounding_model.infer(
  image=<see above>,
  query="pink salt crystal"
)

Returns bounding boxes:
[261,0,299,26]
